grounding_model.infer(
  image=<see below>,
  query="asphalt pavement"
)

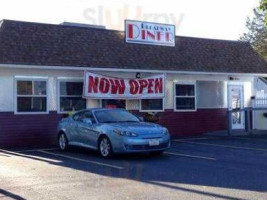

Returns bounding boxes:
[1,136,267,200]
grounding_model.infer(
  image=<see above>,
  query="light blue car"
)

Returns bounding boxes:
[57,108,171,157]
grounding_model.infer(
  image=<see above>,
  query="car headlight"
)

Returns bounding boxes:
[113,129,138,137]
[162,128,169,135]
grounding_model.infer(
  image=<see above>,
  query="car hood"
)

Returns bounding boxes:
[107,122,165,135]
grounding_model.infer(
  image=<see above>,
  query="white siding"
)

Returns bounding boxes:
[0,76,14,111]
[0,66,256,113]
[254,78,267,130]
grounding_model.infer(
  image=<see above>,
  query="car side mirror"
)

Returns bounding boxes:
[82,118,93,126]
[139,117,144,122]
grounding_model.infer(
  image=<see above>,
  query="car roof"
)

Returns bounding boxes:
[75,108,126,113]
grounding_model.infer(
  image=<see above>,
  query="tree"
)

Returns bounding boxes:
[260,0,267,25]
[240,8,267,60]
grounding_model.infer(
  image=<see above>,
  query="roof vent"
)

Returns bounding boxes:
[60,22,105,29]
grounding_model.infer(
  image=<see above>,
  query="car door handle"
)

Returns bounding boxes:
[78,125,93,131]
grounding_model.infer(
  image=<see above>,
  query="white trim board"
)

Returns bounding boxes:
[0,64,265,76]
[173,82,197,112]
[99,99,129,110]
[14,78,49,115]
[57,78,86,114]
[139,98,165,112]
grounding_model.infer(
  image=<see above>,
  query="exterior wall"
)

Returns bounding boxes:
[0,66,255,147]
[0,68,84,112]
[0,68,255,112]
[0,112,62,147]
[254,78,267,130]
[133,109,228,136]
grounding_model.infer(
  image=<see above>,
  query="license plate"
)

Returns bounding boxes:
[149,139,160,146]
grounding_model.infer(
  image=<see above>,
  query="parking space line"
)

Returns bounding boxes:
[0,153,10,157]
[172,137,219,142]
[174,141,267,152]
[165,152,217,161]
[0,149,62,162]
[38,150,124,170]
[234,137,267,141]
[15,148,59,153]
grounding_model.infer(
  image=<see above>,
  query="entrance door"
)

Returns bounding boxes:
[228,85,245,129]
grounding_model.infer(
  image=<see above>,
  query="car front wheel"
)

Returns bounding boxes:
[99,136,113,158]
[58,133,68,151]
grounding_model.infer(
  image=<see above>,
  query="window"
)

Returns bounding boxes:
[174,83,196,111]
[83,111,96,123]
[101,99,126,109]
[16,80,47,113]
[73,111,96,123]
[59,81,86,112]
[73,112,82,121]
[140,99,164,111]
[94,109,139,123]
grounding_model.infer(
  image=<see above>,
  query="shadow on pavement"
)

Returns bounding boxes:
[2,137,267,200]
[0,188,27,200]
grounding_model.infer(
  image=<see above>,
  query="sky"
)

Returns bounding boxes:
[0,0,261,40]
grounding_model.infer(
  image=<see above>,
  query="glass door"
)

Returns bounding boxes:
[228,85,245,129]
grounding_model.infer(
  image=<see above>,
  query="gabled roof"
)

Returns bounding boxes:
[0,19,266,74]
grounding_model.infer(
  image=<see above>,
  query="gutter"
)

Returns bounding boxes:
[0,64,266,77]
[259,77,267,84]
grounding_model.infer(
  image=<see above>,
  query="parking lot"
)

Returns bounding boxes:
[1,136,267,200]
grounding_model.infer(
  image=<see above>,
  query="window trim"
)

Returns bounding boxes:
[57,78,86,114]
[173,81,197,112]
[139,98,165,112]
[99,99,128,110]
[14,77,49,115]
[72,110,96,123]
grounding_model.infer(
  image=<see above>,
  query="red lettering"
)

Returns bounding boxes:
[88,74,163,97]
[157,32,162,41]
[88,76,99,93]
[109,79,126,94]
[142,30,146,40]
[128,24,140,39]
[128,24,133,38]
[147,79,154,93]
[138,79,148,94]
[155,78,163,93]
[165,32,170,42]
[129,80,139,95]
[99,78,110,94]
[147,31,155,40]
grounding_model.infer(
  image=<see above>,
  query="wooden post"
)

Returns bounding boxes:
[251,97,255,133]
[246,109,252,135]
[228,110,232,137]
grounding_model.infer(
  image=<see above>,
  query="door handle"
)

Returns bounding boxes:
[79,125,93,131]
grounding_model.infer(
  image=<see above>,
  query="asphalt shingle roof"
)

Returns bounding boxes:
[0,19,266,74]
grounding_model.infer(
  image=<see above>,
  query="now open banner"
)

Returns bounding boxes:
[83,72,165,99]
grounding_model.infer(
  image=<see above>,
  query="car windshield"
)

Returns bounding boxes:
[94,109,140,123]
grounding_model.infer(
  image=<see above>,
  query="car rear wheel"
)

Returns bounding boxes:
[99,136,112,158]
[58,133,68,151]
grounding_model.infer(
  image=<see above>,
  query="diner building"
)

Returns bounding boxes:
[0,19,267,147]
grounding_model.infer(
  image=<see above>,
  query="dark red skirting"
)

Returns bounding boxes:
[0,109,227,147]
[0,111,62,147]
[132,109,228,137]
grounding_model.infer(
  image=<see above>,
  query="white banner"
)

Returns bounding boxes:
[83,72,165,99]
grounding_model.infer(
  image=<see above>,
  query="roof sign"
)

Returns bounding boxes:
[125,20,175,47]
